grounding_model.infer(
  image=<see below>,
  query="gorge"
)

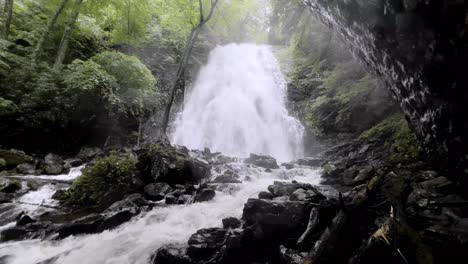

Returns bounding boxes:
[0,0,467,263]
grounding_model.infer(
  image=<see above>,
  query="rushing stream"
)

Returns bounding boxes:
[0,44,319,264]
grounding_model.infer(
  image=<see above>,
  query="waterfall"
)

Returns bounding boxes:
[171,44,304,161]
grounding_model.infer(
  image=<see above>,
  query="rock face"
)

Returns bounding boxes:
[302,0,468,186]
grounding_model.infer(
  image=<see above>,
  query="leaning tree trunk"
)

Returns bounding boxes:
[32,0,69,65]
[1,0,14,40]
[53,0,83,71]
[160,0,219,138]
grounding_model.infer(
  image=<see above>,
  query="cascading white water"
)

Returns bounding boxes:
[0,164,321,264]
[171,44,304,161]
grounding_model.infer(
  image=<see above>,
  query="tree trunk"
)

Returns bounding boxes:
[32,0,69,65]
[53,0,83,71]
[160,0,219,138]
[1,0,14,40]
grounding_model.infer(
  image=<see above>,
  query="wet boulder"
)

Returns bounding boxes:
[187,228,228,261]
[242,198,313,246]
[296,157,323,167]
[153,244,193,264]
[0,149,33,168]
[222,217,242,229]
[77,146,104,161]
[144,183,172,201]
[267,181,325,202]
[57,214,105,239]
[63,158,83,169]
[258,191,274,200]
[0,192,14,203]
[16,163,36,174]
[195,189,216,203]
[43,153,64,175]
[96,210,135,232]
[105,193,150,213]
[0,222,45,242]
[16,213,36,226]
[244,154,279,169]
[213,171,241,183]
[137,144,210,185]
[0,180,21,193]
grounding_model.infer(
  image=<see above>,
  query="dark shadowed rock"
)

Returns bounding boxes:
[77,146,104,161]
[52,189,67,201]
[279,246,308,264]
[187,228,228,261]
[152,244,192,264]
[242,198,313,245]
[16,214,36,226]
[137,144,210,185]
[44,164,63,175]
[267,181,325,202]
[105,193,149,212]
[0,149,33,167]
[296,157,323,167]
[213,174,241,184]
[97,210,134,232]
[258,191,273,200]
[222,217,242,229]
[1,181,21,193]
[16,163,36,174]
[165,194,177,205]
[57,214,105,239]
[144,183,172,201]
[195,189,215,203]
[0,192,14,203]
[63,158,83,169]
[244,154,279,169]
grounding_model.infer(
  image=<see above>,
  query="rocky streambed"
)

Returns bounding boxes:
[0,143,325,264]
[0,140,467,264]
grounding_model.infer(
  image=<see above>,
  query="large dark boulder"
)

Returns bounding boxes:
[152,244,193,264]
[187,228,228,261]
[77,146,104,161]
[242,198,313,246]
[244,154,279,169]
[137,144,210,185]
[144,182,172,201]
[267,181,325,202]
[43,153,64,175]
[302,0,468,187]
[194,189,216,203]
[0,149,33,168]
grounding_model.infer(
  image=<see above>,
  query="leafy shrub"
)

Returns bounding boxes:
[65,153,137,207]
[91,51,157,116]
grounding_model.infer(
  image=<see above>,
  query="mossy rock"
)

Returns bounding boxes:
[137,143,210,185]
[360,113,419,163]
[64,153,137,208]
[0,149,33,167]
[0,158,6,169]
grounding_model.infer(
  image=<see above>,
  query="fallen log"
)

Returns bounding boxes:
[303,176,382,264]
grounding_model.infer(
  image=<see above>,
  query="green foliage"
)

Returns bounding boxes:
[65,153,136,207]
[91,51,157,116]
[360,114,420,162]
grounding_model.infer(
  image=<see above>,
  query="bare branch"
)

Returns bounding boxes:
[199,0,204,23]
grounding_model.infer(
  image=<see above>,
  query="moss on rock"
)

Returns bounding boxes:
[64,153,137,208]
[360,113,420,163]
